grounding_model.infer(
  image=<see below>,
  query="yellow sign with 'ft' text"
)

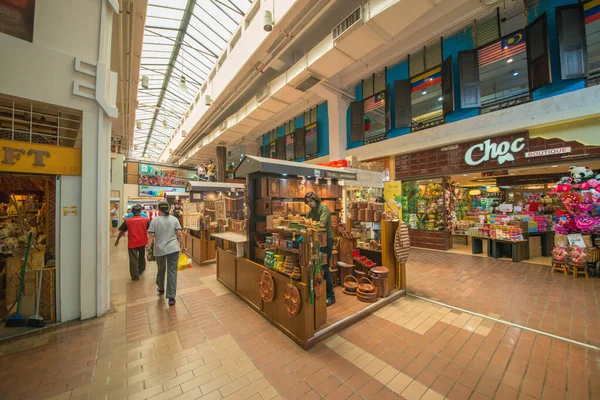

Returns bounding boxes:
[0,139,82,176]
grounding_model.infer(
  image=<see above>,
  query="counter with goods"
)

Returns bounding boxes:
[216,156,405,348]
[183,182,245,264]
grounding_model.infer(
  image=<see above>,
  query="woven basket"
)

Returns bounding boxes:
[343,275,358,295]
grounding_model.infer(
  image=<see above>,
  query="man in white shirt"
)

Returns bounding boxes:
[110,203,119,236]
[147,201,187,306]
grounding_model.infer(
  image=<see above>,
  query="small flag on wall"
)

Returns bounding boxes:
[585,0,600,24]
[305,123,317,136]
[410,67,442,93]
[364,92,386,112]
[478,30,526,67]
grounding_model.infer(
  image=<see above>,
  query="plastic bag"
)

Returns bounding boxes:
[177,253,191,270]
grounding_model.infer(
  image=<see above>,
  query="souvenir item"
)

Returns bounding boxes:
[259,270,275,302]
[551,246,568,262]
[283,283,301,317]
[342,275,358,295]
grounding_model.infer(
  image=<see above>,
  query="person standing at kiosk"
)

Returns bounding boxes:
[305,192,336,306]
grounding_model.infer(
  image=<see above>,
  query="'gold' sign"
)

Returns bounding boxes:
[0,139,82,176]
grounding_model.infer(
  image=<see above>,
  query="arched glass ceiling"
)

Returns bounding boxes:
[132,0,253,160]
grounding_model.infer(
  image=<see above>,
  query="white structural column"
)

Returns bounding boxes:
[313,85,351,161]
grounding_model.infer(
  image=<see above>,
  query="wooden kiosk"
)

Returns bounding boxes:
[215,156,406,349]
[183,182,245,264]
[164,191,189,206]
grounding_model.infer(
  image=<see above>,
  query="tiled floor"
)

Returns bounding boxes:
[407,248,600,347]
[0,243,599,399]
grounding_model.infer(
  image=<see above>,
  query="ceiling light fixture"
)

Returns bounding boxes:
[136,120,142,129]
[512,71,519,76]
[141,75,149,89]
[422,91,427,95]
[551,165,558,168]
[179,47,187,93]
[507,58,513,63]
[462,174,468,177]
[438,97,443,101]
[469,189,482,196]
[162,118,168,129]
[487,187,500,193]
[179,75,187,92]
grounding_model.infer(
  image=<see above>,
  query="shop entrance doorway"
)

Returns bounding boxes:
[401,160,600,266]
[0,173,56,339]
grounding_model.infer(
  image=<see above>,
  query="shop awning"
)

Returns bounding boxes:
[165,192,189,198]
[185,181,245,192]
[234,156,383,187]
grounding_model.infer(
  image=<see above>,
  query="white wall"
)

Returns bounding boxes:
[57,176,82,322]
[111,153,125,210]
[0,0,115,321]
[124,184,139,203]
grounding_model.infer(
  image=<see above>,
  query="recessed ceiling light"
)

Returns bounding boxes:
[512,71,519,76]
[438,97,443,101]
[551,165,558,168]
[422,91,427,95]
[510,173,515,175]
[462,174,468,177]
[507,58,513,63]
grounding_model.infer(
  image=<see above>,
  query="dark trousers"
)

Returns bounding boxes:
[128,246,146,278]
[320,238,335,300]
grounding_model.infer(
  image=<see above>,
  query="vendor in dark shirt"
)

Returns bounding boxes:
[305,192,336,306]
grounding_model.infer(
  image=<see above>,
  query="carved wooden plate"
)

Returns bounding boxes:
[283,283,301,317]
[259,270,275,302]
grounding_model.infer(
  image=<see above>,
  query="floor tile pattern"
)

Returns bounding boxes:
[407,248,600,347]
[0,243,599,399]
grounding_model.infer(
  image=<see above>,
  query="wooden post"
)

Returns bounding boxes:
[216,146,226,182]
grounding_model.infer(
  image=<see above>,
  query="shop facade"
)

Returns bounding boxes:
[394,130,600,263]
[0,0,119,321]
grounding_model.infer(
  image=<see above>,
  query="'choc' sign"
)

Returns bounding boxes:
[464,137,526,166]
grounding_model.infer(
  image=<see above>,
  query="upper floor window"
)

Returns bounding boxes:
[267,129,277,159]
[304,106,318,160]
[585,0,600,85]
[283,120,295,161]
[474,5,530,114]
[409,41,443,130]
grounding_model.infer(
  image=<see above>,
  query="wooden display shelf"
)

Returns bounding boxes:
[266,246,301,254]
[264,266,302,281]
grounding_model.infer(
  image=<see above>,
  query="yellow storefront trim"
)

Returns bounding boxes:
[0,139,82,176]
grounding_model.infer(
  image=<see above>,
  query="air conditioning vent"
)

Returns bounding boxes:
[256,84,270,103]
[293,75,321,92]
[332,7,362,41]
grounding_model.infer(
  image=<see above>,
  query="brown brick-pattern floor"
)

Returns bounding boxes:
[0,244,599,399]
[407,248,600,347]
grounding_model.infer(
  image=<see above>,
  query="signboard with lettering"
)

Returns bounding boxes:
[395,132,600,179]
[318,170,357,180]
[0,139,81,176]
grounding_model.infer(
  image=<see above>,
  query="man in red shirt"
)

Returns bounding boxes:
[115,204,149,281]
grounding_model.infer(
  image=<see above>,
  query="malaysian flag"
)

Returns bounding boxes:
[364,92,385,113]
[478,30,526,67]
